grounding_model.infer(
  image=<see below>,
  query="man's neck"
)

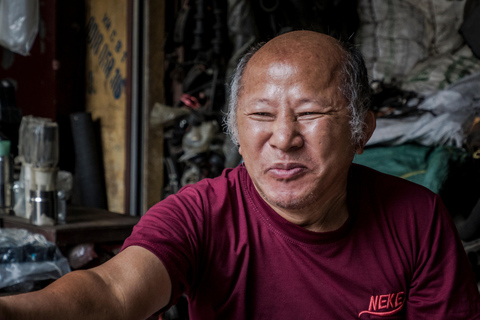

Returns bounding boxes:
[269,192,349,233]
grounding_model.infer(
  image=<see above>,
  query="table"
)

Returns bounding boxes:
[0,206,140,249]
[0,207,140,294]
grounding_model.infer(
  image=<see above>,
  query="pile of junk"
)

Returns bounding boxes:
[156,1,480,303]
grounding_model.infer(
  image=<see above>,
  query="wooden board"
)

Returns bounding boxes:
[85,0,128,213]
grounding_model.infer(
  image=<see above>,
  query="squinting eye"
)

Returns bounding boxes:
[249,112,274,121]
[297,112,322,120]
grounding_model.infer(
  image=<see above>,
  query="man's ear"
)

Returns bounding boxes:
[356,111,376,155]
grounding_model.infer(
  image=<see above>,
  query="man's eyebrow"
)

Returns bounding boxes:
[297,98,333,106]
[248,98,274,106]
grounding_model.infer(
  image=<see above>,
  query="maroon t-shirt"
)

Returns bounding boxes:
[122,164,480,319]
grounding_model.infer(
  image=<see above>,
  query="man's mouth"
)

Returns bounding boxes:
[268,163,306,179]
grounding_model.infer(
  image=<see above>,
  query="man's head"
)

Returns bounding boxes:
[228,31,376,218]
[226,31,372,151]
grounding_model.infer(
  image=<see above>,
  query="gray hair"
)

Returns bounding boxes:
[225,39,371,148]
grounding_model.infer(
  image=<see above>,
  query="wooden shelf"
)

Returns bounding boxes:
[0,206,139,248]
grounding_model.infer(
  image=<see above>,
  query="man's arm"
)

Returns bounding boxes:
[0,246,172,320]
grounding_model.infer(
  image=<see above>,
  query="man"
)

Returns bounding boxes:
[1,30,479,319]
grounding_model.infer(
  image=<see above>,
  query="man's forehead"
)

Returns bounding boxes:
[251,31,343,65]
[244,31,344,80]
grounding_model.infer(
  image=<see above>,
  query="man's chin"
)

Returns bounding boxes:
[261,191,316,211]
[253,179,317,210]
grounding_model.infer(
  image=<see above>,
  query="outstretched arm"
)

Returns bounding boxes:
[0,246,172,320]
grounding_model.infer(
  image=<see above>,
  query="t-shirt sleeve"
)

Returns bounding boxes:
[121,185,206,309]
[406,195,480,319]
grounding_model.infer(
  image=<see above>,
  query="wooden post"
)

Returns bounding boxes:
[143,0,165,213]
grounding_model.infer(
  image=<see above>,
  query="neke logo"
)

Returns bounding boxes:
[358,291,405,317]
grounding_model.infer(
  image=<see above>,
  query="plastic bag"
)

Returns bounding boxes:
[0,228,71,292]
[0,0,39,56]
[67,243,97,269]
[356,0,466,82]
[367,71,480,148]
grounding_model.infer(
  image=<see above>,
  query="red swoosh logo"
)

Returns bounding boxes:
[358,304,404,317]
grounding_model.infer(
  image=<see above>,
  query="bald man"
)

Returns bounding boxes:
[1,31,479,320]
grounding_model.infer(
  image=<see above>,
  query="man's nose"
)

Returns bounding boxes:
[268,116,304,151]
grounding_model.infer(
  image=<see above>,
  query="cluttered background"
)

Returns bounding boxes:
[1,0,480,313]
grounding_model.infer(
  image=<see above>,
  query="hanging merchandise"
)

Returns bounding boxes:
[161,0,360,199]
[0,0,39,56]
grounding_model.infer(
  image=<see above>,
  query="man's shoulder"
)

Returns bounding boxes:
[349,163,439,213]
[349,164,443,237]
[154,165,247,215]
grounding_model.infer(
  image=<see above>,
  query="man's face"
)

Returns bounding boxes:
[237,48,357,215]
